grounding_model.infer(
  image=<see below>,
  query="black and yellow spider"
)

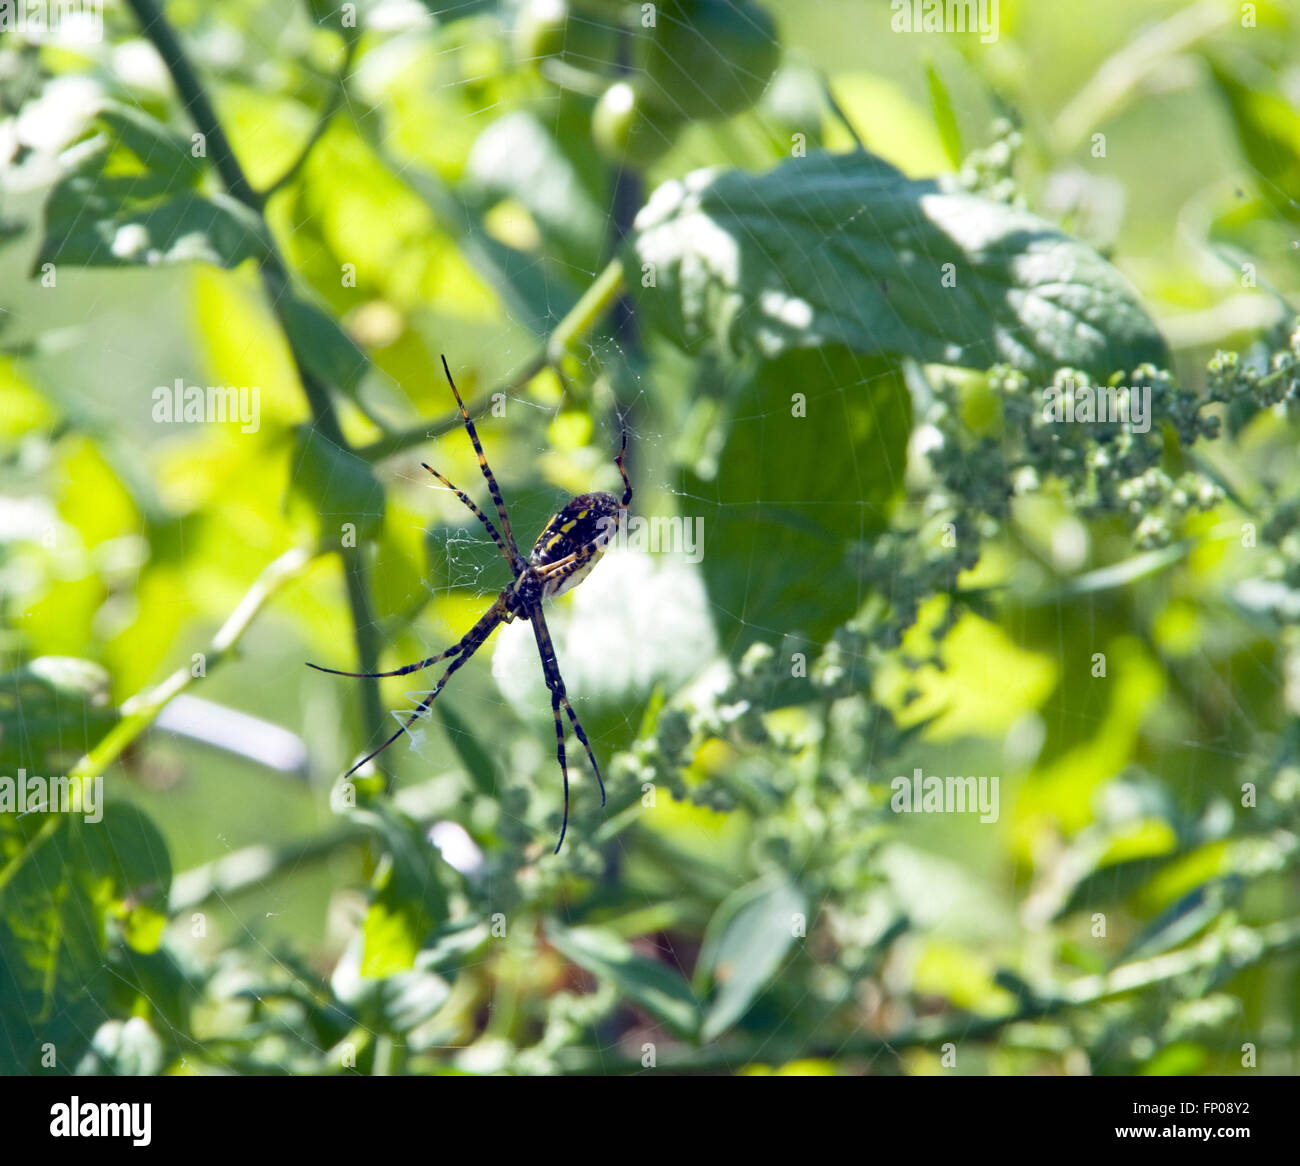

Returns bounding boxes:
[308,355,630,853]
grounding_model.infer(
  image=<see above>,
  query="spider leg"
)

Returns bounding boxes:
[420,463,515,570]
[535,550,583,578]
[338,600,505,780]
[306,641,462,679]
[531,608,604,853]
[440,355,522,564]
[535,544,601,584]
[615,430,632,509]
[560,693,606,807]
[549,689,570,855]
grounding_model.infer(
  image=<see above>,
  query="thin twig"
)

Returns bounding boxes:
[822,78,865,151]
[357,353,547,462]
[262,37,358,199]
[70,547,317,781]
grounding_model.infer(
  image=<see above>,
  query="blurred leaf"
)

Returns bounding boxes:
[34,140,270,272]
[0,801,173,1071]
[81,802,174,954]
[1207,57,1300,222]
[94,100,205,190]
[434,700,499,798]
[359,806,451,977]
[289,426,386,541]
[378,966,453,1034]
[1118,875,1244,965]
[0,656,117,772]
[467,103,610,274]
[684,348,910,648]
[76,1016,166,1075]
[281,294,370,398]
[546,922,699,1037]
[629,149,1167,378]
[925,61,963,168]
[696,873,807,1042]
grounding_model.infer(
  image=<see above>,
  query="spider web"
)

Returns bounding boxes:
[0,0,1288,1078]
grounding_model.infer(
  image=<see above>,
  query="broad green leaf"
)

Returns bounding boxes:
[629,149,1167,378]
[0,802,173,1071]
[80,802,173,953]
[696,874,807,1042]
[0,656,117,772]
[683,347,910,650]
[546,922,699,1037]
[33,139,270,272]
[281,294,370,397]
[289,426,386,541]
[95,100,205,190]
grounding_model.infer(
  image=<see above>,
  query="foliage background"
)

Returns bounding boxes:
[2,0,1300,1076]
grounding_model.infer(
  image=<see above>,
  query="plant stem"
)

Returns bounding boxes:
[123,0,389,779]
[548,257,626,364]
[356,353,547,463]
[121,0,263,210]
[262,37,358,199]
[71,547,316,781]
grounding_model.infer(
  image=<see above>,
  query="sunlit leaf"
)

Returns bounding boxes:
[629,149,1167,378]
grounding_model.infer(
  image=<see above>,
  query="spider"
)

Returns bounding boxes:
[308,355,631,853]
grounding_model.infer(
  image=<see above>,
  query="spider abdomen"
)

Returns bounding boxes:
[530,491,622,598]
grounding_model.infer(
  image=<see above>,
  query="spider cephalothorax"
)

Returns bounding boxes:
[308,356,630,852]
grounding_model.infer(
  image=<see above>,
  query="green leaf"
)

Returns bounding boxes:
[925,60,963,168]
[696,874,807,1042]
[94,100,204,191]
[684,347,910,649]
[357,806,450,978]
[281,295,370,397]
[0,656,117,772]
[0,801,173,1071]
[546,922,699,1037]
[33,139,270,272]
[629,149,1167,378]
[81,802,173,953]
[433,700,499,798]
[1118,876,1244,965]
[290,426,386,541]
[1206,57,1300,222]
